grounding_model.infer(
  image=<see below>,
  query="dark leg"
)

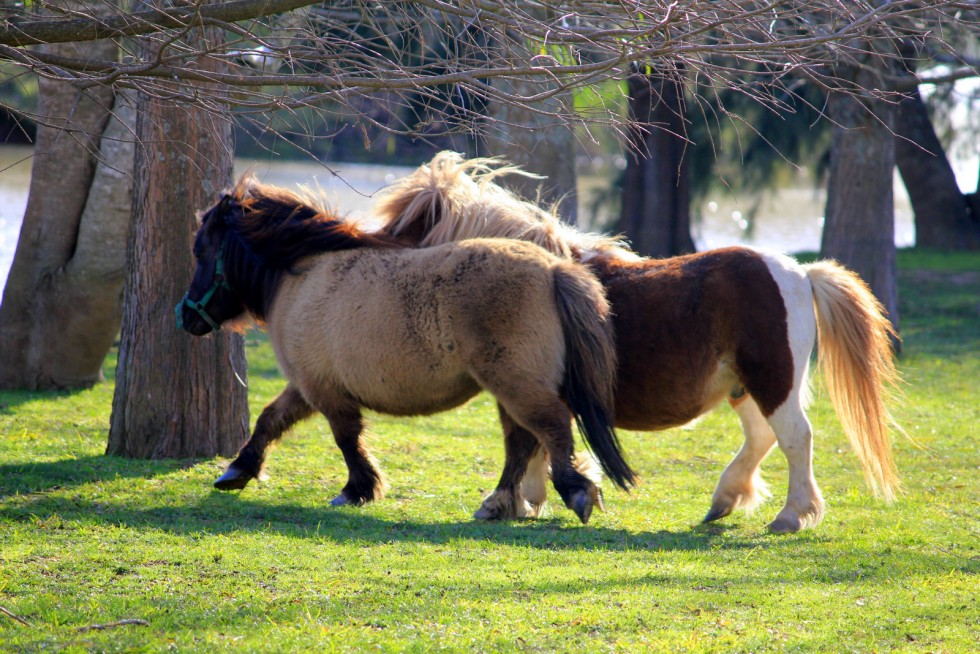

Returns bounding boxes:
[215,384,314,490]
[501,398,602,524]
[474,404,541,520]
[322,403,387,506]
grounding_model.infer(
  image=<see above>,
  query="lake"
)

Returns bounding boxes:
[0,145,926,293]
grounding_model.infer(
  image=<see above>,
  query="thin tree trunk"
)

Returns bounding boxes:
[894,89,980,250]
[483,29,577,224]
[619,71,695,257]
[0,38,121,390]
[107,6,248,458]
[821,66,900,341]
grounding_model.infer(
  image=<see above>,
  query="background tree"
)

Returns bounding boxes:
[821,47,902,337]
[619,65,695,257]
[107,1,248,459]
[482,24,579,224]
[894,44,980,250]
[0,35,129,390]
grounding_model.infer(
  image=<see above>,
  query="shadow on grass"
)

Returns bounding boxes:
[0,461,751,553]
[3,458,975,584]
[0,455,202,499]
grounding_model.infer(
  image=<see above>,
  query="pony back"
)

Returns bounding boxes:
[376,151,632,260]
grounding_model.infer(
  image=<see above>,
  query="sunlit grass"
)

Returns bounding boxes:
[1,250,977,652]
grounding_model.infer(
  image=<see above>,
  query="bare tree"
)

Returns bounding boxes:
[620,65,696,257]
[3,2,976,137]
[821,50,902,339]
[0,36,128,390]
[107,1,248,459]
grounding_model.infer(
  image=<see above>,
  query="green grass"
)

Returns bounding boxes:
[1,250,977,652]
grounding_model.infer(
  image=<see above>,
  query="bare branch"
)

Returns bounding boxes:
[0,0,323,47]
[1,0,977,138]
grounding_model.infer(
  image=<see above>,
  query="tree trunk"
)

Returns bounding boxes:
[894,88,980,250]
[483,33,577,224]
[821,66,900,339]
[619,71,696,257]
[0,38,126,390]
[107,8,248,458]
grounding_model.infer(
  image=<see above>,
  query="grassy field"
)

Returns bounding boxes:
[1,250,977,652]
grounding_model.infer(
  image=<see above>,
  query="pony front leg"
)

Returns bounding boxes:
[215,384,314,490]
[475,405,540,520]
[322,404,388,506]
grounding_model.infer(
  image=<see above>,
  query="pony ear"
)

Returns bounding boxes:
[215,194,240,223]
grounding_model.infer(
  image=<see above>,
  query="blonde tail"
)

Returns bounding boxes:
[804,261,902,500]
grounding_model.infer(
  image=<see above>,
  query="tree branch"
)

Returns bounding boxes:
[0,0,322,47]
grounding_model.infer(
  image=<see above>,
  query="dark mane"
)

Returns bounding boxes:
[226,174,398,262]
[207,174,401,320]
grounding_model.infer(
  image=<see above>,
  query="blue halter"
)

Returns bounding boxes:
[175,237,231,332]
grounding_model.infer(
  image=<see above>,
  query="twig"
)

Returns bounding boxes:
[77,618,149,633]
[0,605,32,627]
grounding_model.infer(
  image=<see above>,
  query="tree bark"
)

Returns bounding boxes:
[821,64,900,339]
[894,88,980,250]
[107,5,248,459]
[0,38,126,390]
[619,71,696,257]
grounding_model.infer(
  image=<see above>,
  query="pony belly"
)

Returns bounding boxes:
[614,360,737,431]
[350,373,482,417]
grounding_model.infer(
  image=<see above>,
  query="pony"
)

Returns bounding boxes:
[175,174,635,524]
[375,151,904,533]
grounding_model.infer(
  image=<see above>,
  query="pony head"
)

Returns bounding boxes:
[177,174,400,335]
[176,190,249,336]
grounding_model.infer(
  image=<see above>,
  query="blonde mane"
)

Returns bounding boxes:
[376,151,639,261]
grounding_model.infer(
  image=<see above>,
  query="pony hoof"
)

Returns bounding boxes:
[569,490,595,525]
[767,517,801,534]
[214,466,252,491]
[525,500,547,519]
[474,498,528,521]
[703,503,733,524]
[474,505,500,521]
[330,493,353,507]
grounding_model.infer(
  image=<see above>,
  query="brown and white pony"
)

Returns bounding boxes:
[176,175,635,524]
[376,151,903,533]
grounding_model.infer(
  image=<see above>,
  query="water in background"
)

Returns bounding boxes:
[2,145,972,293]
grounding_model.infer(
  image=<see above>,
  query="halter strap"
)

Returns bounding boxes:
[175,237,231,332]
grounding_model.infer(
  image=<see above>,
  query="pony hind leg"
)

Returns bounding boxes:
[475,406,603,521]
[704,395,777,523]
[767,400,825,533]
[519,448,603,519]
[474,404,539,520]
[215,383,314,490]
[499,396,603,524]
[321,403,388,506]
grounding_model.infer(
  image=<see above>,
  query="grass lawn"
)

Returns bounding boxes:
[1,250,977,652]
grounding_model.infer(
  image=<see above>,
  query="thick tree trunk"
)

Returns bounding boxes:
[107,10,248,458]
[894,89,980,250]
[821,71,900,339]
[619,71,696,257]
[0,38,126,390]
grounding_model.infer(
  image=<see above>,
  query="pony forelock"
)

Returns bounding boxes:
[376,151,638,261]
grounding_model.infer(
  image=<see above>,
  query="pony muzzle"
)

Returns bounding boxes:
[175,293,223,334]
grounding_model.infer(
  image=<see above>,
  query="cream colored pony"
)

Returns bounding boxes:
[176,175,636,524]
[376,152,904,533]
